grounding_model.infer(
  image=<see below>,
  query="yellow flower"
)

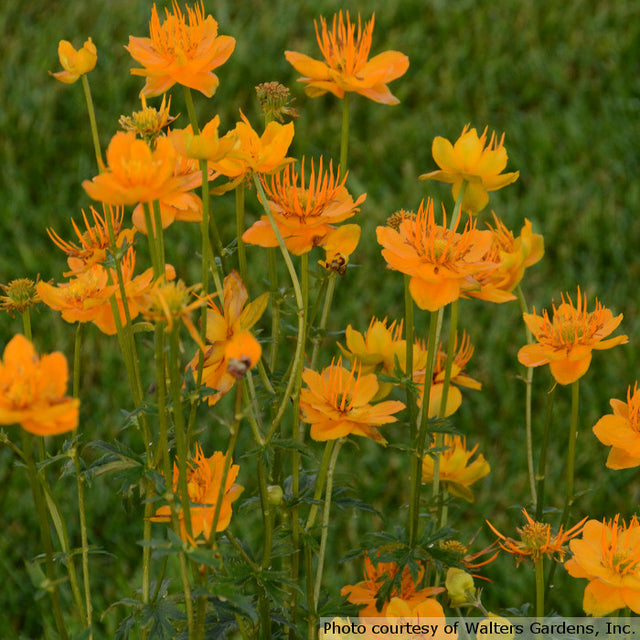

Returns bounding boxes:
[376,199,495,311]
[422,435,490,502]
[243,157,365,255]
[319,224,361,275]
[517,287,628,385]
[300,357,405,444]
[419,125,519,215]
[0,335,79,436]
[169,116,237,162]
[565,515,640,615]
[445,567,476,607]
[593,383,640,469]
[211,111,295,184]
[188,271,267,405]
[50,38,97,84]
[488,509,586,565]
[127,1,235,98]
[151,445,243,543]
[285,11,409,104]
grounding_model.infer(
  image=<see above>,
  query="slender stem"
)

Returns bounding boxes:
[535,385,556,521]
[561,381,580,527]
[254,175,305,446]
[21,309,32,341]
[81,75,103,169]
[434,301,458,530]
[305,440,336,531]
[236,185,248,281]
[339,94,351,174]
[404,276,418,545]
[516,284,537,507]
[535,558,545,618]
[312,438,343,609]
[267,248,281,371]
[448,180,467,231]
[310,271,337,370]
[409,309,440,546]
[21,432,68,640]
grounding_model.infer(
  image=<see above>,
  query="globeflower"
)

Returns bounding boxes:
[422,435,490,502]
[419,125,519,215]
[485,214,544,292]
[211,111,295,184]
[285,11,409,104]
[488,509,586,566]
[319,224,361,275]
[341,553,442,617]
[82,132,188,207]
[300,357,405,443]
[376,199,494,311]
[51,37,97,84]
[414,332,482,418]
[243,157,366,255]
[593,383,640,469]
[0,335,79,436]
[565,515,640,615]
[151,445,243,543]
[517,287,628,385]
[188,271,267,405]
[127,1,235,98]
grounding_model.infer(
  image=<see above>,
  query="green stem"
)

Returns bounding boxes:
[339,94,350,174]
[21,309,32,341]
[312,438,343,609]
[21,432,68,640]
[81,75,103,169]
[516,284,537,508]
[535,384,556,521]
[236,184,248,281]
[310,272,337,370]
[535,558,545,618]
[409,309,441,546]
[561,381,580,527]
[73,323,83,400]
[404,276,418,545]
[305,440,336,531]
[267,248,281,371]
[448,180,467,231]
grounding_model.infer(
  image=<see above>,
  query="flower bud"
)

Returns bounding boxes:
[445,567,475,607]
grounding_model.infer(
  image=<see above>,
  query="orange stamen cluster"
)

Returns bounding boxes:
[316,11,373,75]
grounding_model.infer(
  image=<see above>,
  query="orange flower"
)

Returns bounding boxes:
[151,445,243,543]
[485,214,544,292]
[127,1,235,98]
[37,247,173,335]
[517,288,628,385]
[0,335,79,436]
[47,205,135,276]
[565,515,640,615]
[419,125,519,215]
[285,11,409,105]
[82,132,188,207]
[341,554,443,617]
[414,332,482,418]
[188,271,267,405]
[488,509,586,566]
[243,158,366,255]
[593,383,640,469]
[376,199,495,311]
[422,435,490,502]
[211,112,294,184]
[50,38,97,84]
[384,596,450,639]
[300,357,405,444]
[131,136,205,234]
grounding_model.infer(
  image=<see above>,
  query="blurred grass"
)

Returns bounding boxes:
[1,0,639,633]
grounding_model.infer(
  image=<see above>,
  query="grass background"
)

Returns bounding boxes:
[1,0,639,636]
